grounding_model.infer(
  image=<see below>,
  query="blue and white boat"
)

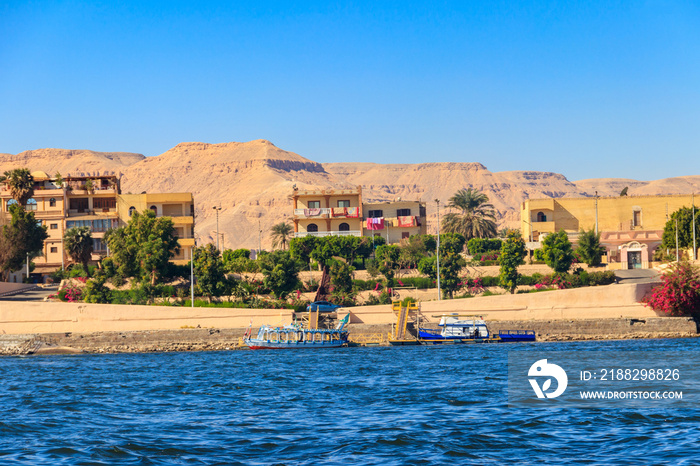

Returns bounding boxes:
[418,314,490,342]
[245,314,349,350]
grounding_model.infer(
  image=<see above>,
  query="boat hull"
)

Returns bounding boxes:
[246,339,346,350]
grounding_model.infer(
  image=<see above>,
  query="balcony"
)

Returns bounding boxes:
[294,208,332,218]
[293,230,362,238]
[170,215,194,224]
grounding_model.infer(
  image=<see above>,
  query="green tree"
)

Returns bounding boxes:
[330,260,354,294]
[64,227,94,277]
[0,204,48,281]
[438,232,467,255]
[417,253,466,299]
[660,207,700,254]
[499,231,526,294]
[105,210,179,285]
[374,244,401,285]
[270,222,294,250]
[194,243,230,298]
[576,229,605,267]
[2,168,34,205]
[398,235,428,270]
[442,188,497,240]
[289,236,318,266]
[259,250,301,299]
[542,230,575,274]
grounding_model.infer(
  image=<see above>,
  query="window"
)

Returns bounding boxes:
[93,238,107,252]
[536,212,547,222]
[633,210,641,227]
[128,206,136,217]
[93,198,116,210]
[397,208,411,217]
[308,201,321,209]
[25,198,37,211]
[368,210,383,218]
[402,232,410,239]
[50,223,58,230]
[49,198,56,207]
[338,200,350,208]
[7,199,17,209]
[150,205,158,215]
[70,198,88,212]
[307,223,318,232]
[339,223,350,231]
[50,247,58,253]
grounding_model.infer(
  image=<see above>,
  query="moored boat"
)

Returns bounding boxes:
[245,314,349,350]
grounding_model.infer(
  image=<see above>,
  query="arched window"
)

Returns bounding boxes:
[128,206,136,217]
[536,212,547,222]
[7,199,18,210]
[49,198,56,207]
[339,222,350,231]
[150,205,158,215]
[25,199,37,211]
[307,223,318,232]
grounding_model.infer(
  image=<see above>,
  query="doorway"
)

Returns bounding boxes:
[627,251,642,269]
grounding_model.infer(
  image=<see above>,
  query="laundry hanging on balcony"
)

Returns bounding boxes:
[398,216,416,227]
[332,207,347,216]
[366,217,385,230]
[304,208,322,217]
[346,207,359,218]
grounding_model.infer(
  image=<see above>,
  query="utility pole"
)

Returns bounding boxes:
[676,217,679,262]
[435,199,441,301]
[190,242,195,308]
[693,193,696,261]
[258,220,262,253]
[212,206,222,251]
[595,191,599,236]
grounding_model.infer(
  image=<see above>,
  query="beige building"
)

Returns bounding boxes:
[521,194,698,269]
[363,200,427,242]
[292,187,364,238]
[1,171,195,279]
[117,193,195,264]
[291,187,427,243]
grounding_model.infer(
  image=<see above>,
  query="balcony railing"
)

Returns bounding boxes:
[294,208,332,217]
[293,230,362,238]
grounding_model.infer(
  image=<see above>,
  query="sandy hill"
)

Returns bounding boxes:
[2,141,699,250]
[0,149,145,176]
[120,140,350,249]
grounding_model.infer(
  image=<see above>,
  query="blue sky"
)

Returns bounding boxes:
[1,1,699,181]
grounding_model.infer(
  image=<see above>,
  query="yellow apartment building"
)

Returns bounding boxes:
[1,171,195,280]
[363,200,427,242]
[291,187,427,244]
[292,187,364,238]
[117,193,195,265]
[521,194,698,269]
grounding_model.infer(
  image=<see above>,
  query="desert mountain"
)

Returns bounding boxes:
[0,149,145,176]
[2,141,699,250]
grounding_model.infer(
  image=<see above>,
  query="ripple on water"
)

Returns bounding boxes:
[0,339,700,464]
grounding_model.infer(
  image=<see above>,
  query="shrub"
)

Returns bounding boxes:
[467,238,503,255]
[643,262,700,316]
[83,278,111,304]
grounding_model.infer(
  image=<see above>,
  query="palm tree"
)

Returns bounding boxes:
[270,222,294,250]
[64,227,94,276]
[2,168,34,206]
[442,188,498,240]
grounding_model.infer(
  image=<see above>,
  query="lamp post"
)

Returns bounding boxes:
[212,206,222,251]
[435,199,441,301]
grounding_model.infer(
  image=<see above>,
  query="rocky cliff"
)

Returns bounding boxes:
[2,140,699,249]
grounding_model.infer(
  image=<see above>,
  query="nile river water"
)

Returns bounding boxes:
[1,338,700,465]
